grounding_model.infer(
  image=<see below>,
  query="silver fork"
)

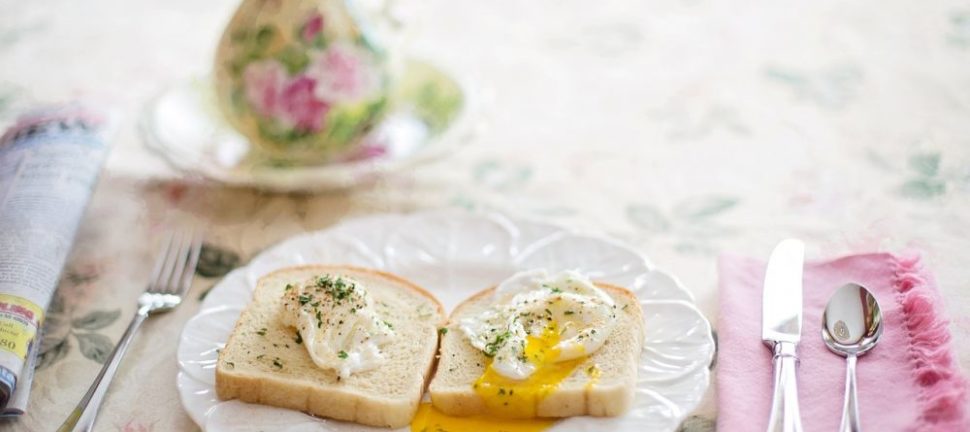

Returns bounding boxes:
[58,228,203,432]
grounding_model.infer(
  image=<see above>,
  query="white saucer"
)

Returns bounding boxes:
[141,60,478,192]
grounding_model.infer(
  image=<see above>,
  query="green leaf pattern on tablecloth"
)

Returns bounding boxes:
[628,195,739,255]
[36,339,69,371]
[195,243,241,279]
[37,266,121,369]
[627,204,670,233]
[866,149,970,200]
[75,332,114,363]
[72,310,121,331]
[899,152,947,199]
[674,196,739,222]
[473,159,533,192]
[764,63,863,110]
[453,159,578,217]
[38,302,121,368]
[948,10,970,47]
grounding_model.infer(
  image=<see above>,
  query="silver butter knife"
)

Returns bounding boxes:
[762,239,805,432]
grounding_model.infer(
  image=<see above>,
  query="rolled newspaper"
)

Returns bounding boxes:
[0,104,111,415]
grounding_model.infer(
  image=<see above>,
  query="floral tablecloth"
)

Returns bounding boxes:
[2,0,969,430]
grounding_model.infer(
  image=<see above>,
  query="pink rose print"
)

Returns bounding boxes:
[242,60,286,118]
[302,12,324,43]
[277,75,329,132]
[308,42,381,103]
[243,61,330,133]
[336,142,388,162]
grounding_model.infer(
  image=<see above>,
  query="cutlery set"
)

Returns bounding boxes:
[762,240,883,432]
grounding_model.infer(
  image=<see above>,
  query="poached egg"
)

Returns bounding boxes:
[281,274,394,379]
[459,269,617,417]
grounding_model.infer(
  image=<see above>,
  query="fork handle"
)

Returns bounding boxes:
[58,306,150,432]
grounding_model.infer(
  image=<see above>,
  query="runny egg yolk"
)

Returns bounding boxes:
[410,403,556,432]
[409,326,573,431]
[473,323,586,418]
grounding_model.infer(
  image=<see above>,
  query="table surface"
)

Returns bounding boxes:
[2,0,969,430]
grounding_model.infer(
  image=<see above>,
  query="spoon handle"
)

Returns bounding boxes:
[840,354,861,432]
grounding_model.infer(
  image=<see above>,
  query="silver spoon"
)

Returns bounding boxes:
[822,283,884,432]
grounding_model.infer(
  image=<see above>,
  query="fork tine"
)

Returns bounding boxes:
[166,229,193,294]
[153,230,187,293]
[175,229,204,296]
[147,231,175,291]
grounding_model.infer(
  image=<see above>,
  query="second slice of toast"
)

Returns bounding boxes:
[429,282,645,418]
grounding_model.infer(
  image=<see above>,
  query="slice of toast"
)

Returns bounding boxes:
[429,282,644,418]
[215,265,446,428]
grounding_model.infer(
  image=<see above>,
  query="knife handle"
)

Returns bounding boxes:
[767,341,803,432]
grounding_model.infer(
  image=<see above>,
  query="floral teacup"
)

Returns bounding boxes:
[214,0,391,165]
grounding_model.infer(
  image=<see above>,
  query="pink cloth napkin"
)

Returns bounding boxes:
[717,252,969,432]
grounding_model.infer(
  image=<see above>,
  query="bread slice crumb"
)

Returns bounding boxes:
[216,265,445,428]
[429,282,644,418]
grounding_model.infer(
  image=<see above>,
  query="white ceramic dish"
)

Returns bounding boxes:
[141,60,478,192]
[177,210,715,431]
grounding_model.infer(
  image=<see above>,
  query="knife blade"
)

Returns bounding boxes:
[762,239,805,432]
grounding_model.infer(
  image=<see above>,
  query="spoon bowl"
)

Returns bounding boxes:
[822,282,884,432]
[822,283,883,357]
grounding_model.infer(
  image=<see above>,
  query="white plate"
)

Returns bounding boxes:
[177,210,715,431]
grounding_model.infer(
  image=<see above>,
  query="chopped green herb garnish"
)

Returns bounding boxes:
[315,274,356,301]
[438,327,448,335]
[338,350,348,359]
[298,294,311,305]
[484,331,511,357]
[272,358,283,369]
[564,310,575,315]
[383,320,394,329]
[256,328,267,336]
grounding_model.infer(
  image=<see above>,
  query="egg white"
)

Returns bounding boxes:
[281,275,394,378]
[460,269,617,380]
